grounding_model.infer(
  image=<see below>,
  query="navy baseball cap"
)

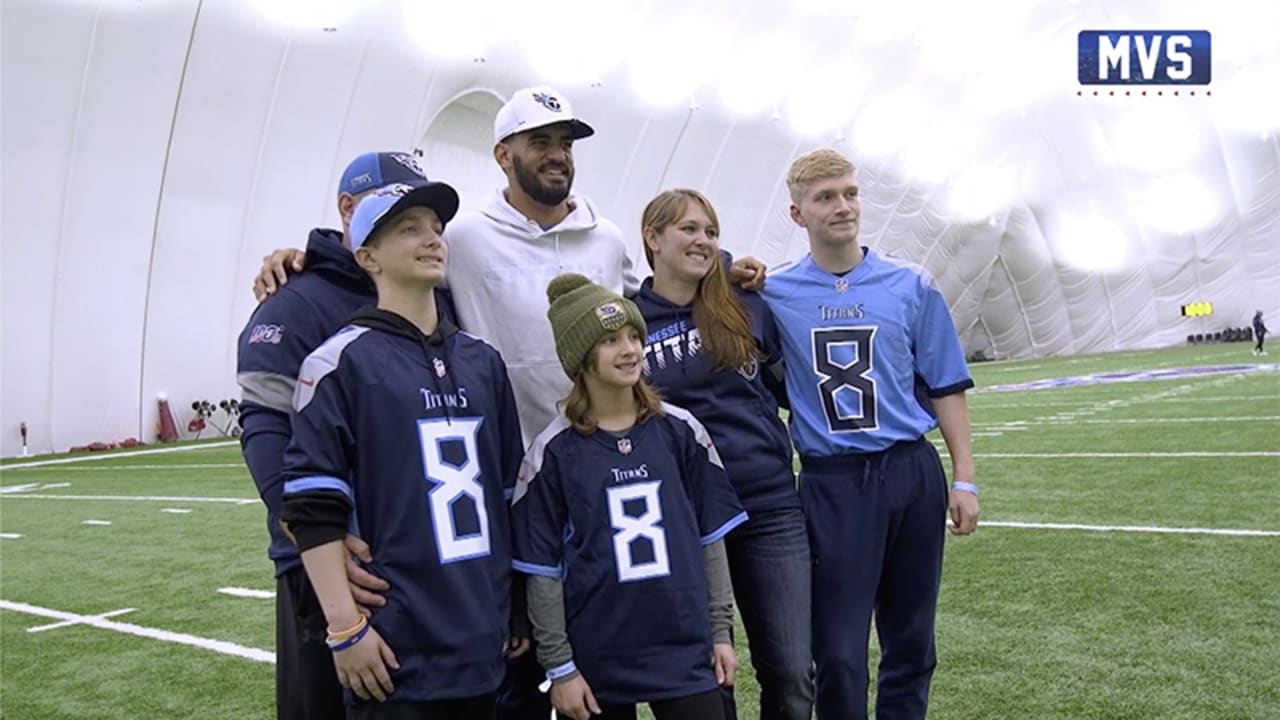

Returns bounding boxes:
[349,182,460,250]
[338,151,433,196]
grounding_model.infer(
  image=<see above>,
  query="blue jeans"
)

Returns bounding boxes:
[724,505,815,720]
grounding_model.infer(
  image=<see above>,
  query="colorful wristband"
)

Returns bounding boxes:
[951,481,978,496]
[328,622,371,652]
[546,660,578,682]
[326,615,368,644]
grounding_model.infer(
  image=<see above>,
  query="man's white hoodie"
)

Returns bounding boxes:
[444,188,641,446]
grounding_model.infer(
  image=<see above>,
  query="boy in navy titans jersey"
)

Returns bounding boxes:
[237,151,459,720]
[761,149,980,720]
[282,180,523,720]
[512,274,748,720]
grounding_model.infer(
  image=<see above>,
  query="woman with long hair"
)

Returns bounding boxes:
[632,189,813,720]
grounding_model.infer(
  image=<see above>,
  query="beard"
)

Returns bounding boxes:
[513,154,574,206]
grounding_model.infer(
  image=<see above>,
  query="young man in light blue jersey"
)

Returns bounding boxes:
[760,148,980,720]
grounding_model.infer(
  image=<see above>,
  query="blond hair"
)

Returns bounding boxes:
[786,148,855,203]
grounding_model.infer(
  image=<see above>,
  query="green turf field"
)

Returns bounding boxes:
[3,343,1277,719]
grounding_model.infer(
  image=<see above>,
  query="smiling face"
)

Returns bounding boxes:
[498,123,576,207]
[585,325,645,389]
[790,172,861,250]
[645,197,720,287]
[355,206,447,287]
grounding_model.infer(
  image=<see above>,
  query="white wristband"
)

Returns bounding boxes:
[951,481,978,496]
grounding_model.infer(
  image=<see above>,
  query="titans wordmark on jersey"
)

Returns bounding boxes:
[281,314,523,703]
[761,250,973,456]
[511,406,746,704]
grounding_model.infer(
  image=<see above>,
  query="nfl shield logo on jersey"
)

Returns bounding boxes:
[433,357,446,378]
[248,324,284,344]
[617,437,632,455]
[835,278,850,293]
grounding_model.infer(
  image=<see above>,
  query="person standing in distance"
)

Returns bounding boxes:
[1252,309,1268,356]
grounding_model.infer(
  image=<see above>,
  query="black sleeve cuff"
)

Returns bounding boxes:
[927,378,976,398]
[281,491,351,552]
[510,573,532,638]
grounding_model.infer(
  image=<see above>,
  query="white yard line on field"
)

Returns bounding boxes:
[9,466,249,471]
[966,451,1280,458]
[0,599,274,663]
[161,508,193,514]
[928,445,1280,458]
[217,587,276,599]
[0,442,238,470]
[976,520,1280,537]
[28,608,137,633]
[976,396,1280,409]
[0,533,23,539]
[81,520,112,526]
[974,416,1280,427]
[23,464,246,471]
[2,494,258,504]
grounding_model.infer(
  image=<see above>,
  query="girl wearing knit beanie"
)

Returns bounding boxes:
[510,273,747,720]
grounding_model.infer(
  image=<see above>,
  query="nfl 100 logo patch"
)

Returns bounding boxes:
[248,324,284,345]
[596,302,627,330]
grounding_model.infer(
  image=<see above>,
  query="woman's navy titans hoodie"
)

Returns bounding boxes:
[632,278,798,513]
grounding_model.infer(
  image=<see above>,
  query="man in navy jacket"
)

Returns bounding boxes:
[237,152,457,720]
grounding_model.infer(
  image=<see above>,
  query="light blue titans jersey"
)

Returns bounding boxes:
[760,249,974,457]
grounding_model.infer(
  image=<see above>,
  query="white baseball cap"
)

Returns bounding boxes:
[494,85,595,144]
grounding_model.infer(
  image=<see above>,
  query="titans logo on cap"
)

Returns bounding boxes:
[533,91,562,112]
[389,152,428,179]
[375,183,416,199]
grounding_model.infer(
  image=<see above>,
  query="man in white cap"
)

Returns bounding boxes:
[449,80,626,720]
[255,86,764,447]
[250,85,765,719]
[441,85,639,448]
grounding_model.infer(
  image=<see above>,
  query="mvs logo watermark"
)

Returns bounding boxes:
[1078,31,1211,85]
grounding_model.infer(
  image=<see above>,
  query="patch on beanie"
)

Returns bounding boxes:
[595,302,627,330]
[547,273,593,304]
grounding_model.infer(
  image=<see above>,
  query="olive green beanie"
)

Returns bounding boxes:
[545,273,648,379]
